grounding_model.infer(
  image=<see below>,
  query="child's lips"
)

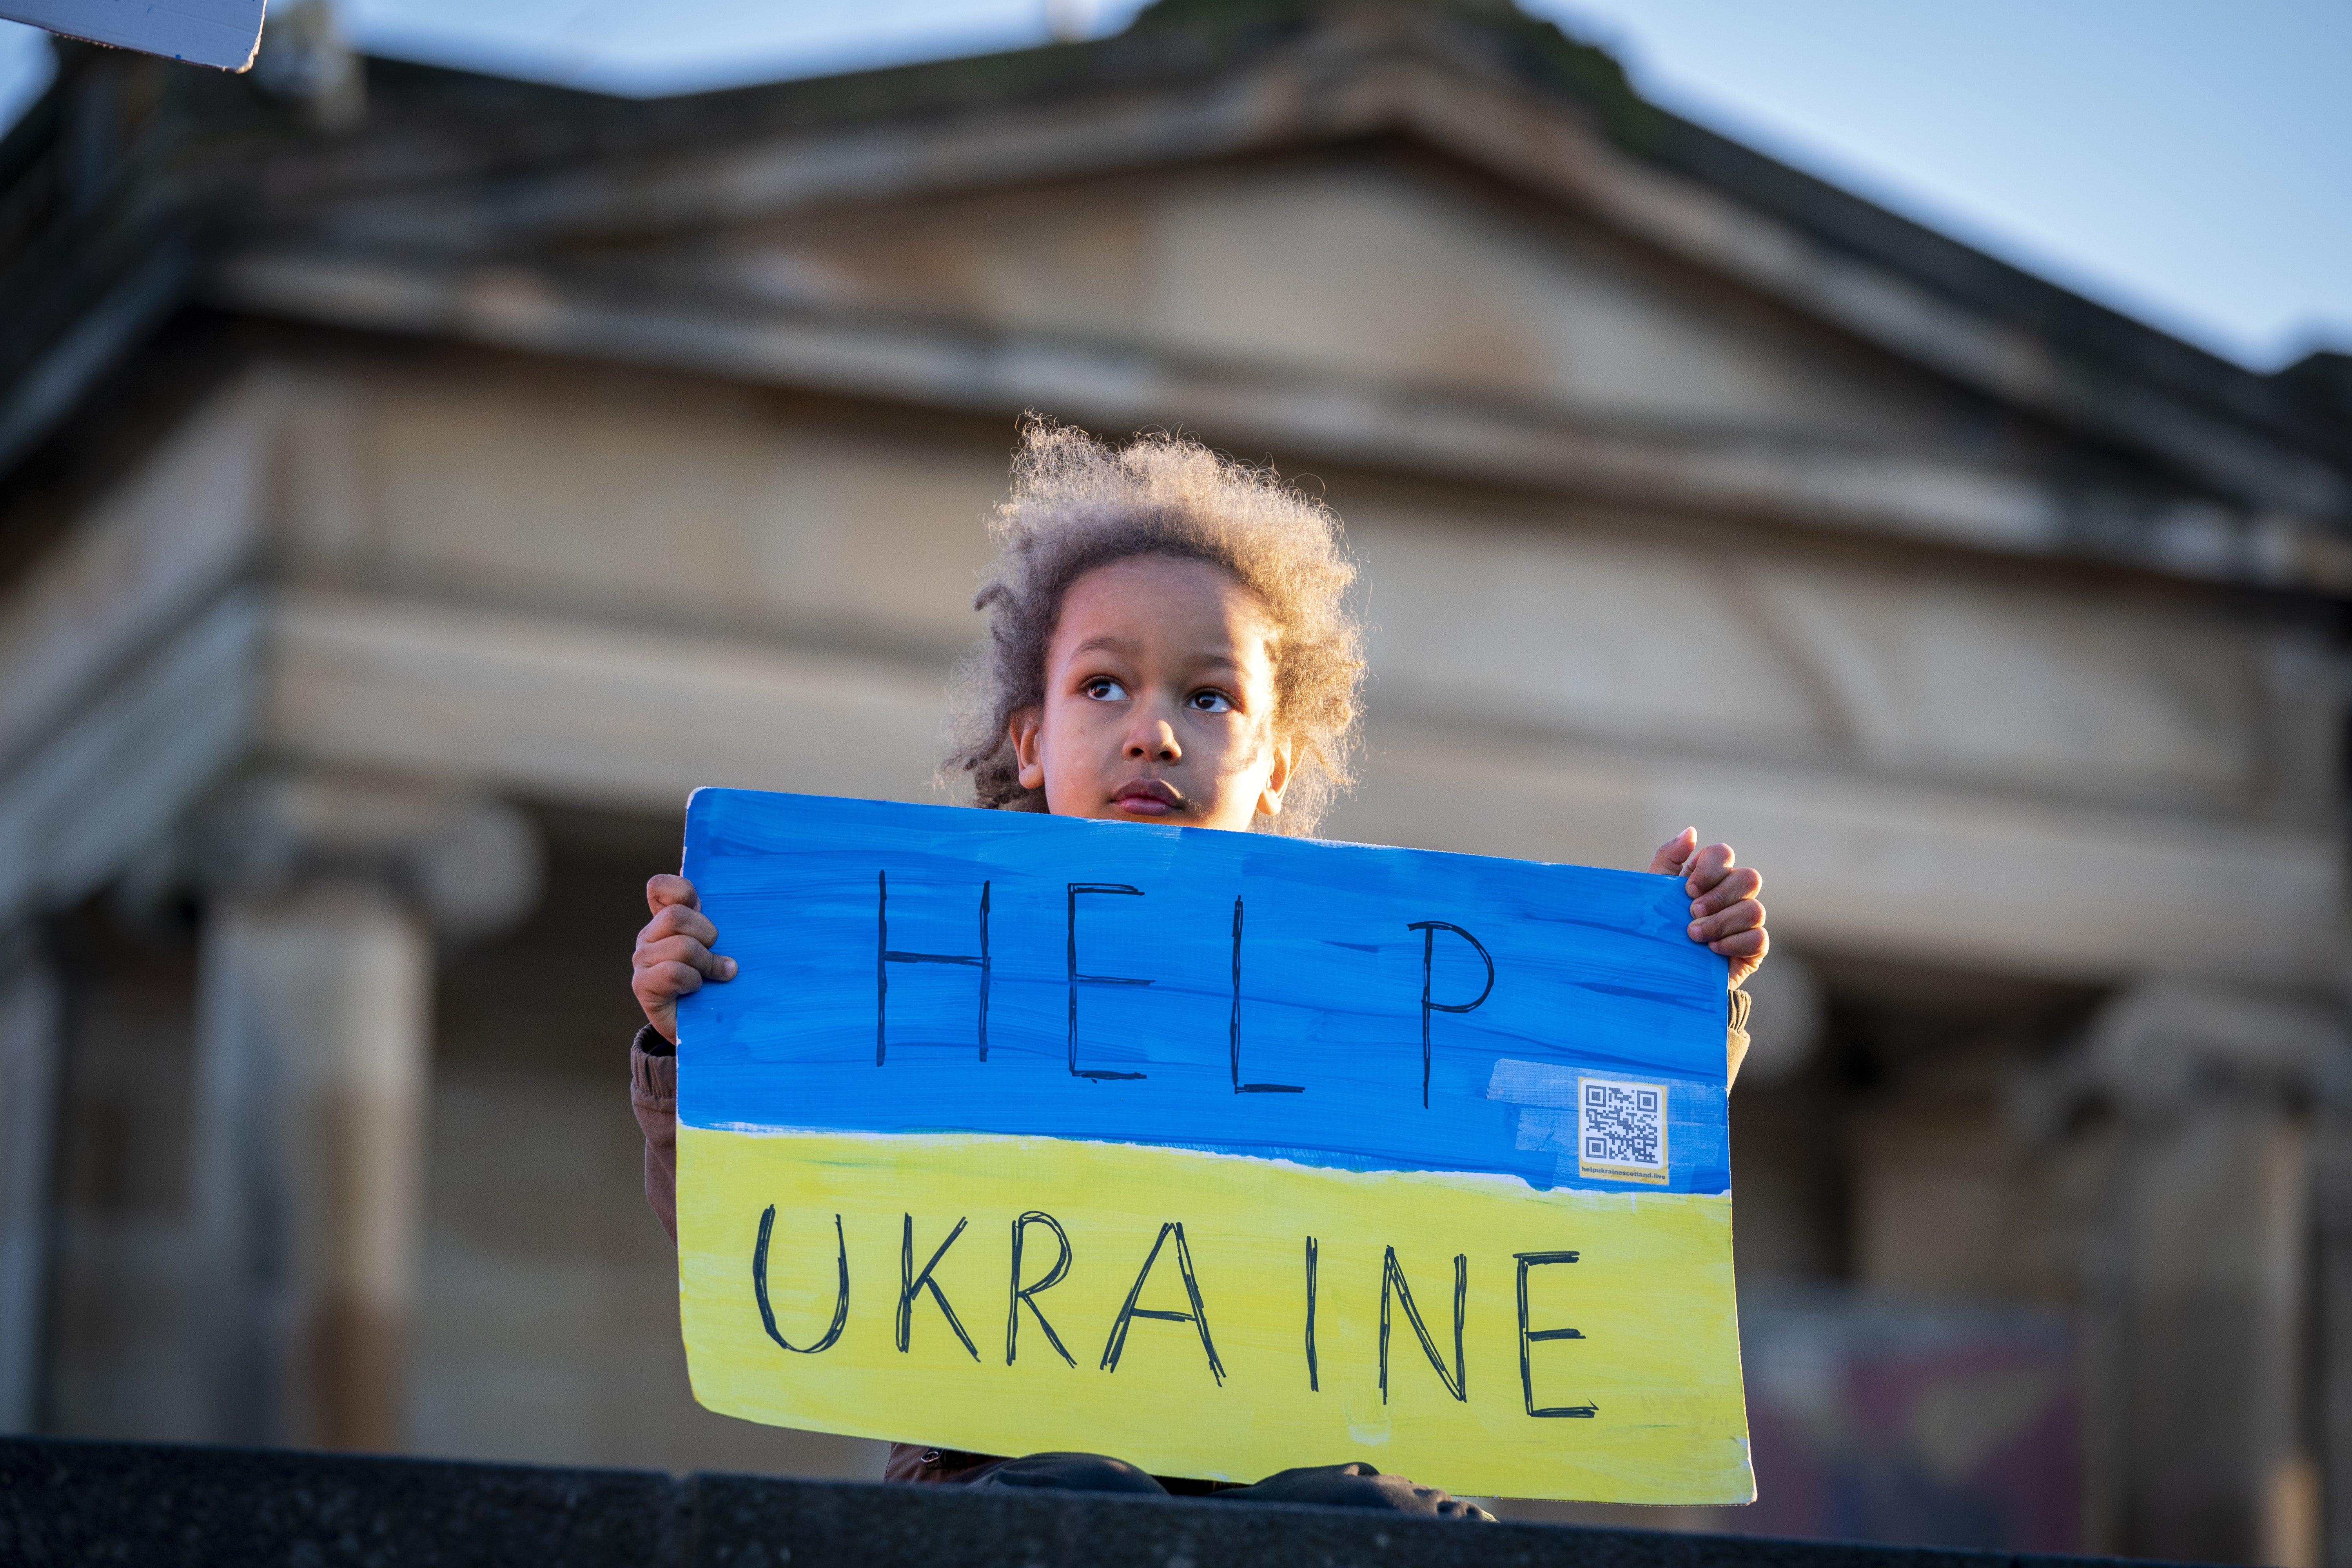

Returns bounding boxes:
[1112,779,1184,814]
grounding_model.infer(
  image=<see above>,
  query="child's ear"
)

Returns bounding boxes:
[1256,736,1295,818]
[1011,708,1045,791]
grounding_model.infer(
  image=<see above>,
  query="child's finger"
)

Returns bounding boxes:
[635,959,707,1005]
[642,901,720,949]
[633,934,708,974]
[1646,828,1698,876]
[1682,842,1736,895]
[1688,898,1765,945]
[635,934,737,981]
[646,874,701,914]
[1689,866,1762,916]
[1710,927,1768,961]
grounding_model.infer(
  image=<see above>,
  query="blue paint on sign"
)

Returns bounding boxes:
[679,790,1731,1194]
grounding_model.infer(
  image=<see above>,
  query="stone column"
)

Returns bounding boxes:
[0,922,62,1432]
[2075,980,2335,1567]
[187,771,539,1450]
[2319,1094,2352,1568]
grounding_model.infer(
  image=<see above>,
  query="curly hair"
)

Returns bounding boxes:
[943,419,1365,835]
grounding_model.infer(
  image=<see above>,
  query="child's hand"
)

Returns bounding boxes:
[1648,829,1767,989]
[632,874,737,1044]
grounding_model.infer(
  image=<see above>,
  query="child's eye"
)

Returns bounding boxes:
[1082,677,1129,702]
[1187,689,1234,713]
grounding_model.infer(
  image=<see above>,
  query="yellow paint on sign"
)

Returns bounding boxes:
[679,1125,1752,1503]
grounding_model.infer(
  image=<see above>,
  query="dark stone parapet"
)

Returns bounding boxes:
[0,1436,682,1567]
[0,1435,2195,1568]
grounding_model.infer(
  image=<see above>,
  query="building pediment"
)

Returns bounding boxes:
[189,4,2339,499]
[2,0,2348,591]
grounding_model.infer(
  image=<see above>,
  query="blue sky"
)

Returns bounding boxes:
[2,1,2345,371]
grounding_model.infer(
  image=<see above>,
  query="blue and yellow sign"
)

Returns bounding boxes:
[676,789,1751,1503]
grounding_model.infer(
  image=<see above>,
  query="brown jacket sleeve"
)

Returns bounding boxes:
[630,1024,679,1245]
[1727,987,1752,1090]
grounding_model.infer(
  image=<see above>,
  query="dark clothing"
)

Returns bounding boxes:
[886,1449,1494,1515]
[630,1024,678,1241]
[884,1446,1225,1497]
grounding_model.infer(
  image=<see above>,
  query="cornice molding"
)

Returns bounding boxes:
[209,248,2352,595]
[229,28,2348,524]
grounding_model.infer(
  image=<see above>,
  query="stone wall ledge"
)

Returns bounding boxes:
[0,1436,2195,1568]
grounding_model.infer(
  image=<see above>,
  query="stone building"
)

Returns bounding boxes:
[1,1,2347,1561]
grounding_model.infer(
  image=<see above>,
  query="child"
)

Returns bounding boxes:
[626,421,1768,1514]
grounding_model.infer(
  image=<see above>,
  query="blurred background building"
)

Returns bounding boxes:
[0,0,2348,1562]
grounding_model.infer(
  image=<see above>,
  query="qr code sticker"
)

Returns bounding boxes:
[1576,1076,1668,1184]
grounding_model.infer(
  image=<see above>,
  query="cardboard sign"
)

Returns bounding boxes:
[2,0,264,70]
[675,790,1751,1503]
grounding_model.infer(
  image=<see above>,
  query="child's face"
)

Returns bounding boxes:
[1011,555,1292,833]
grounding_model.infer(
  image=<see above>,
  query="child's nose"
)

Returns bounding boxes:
[1125,717,1181,762]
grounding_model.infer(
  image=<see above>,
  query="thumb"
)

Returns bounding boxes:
[1647,828,1697,877]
